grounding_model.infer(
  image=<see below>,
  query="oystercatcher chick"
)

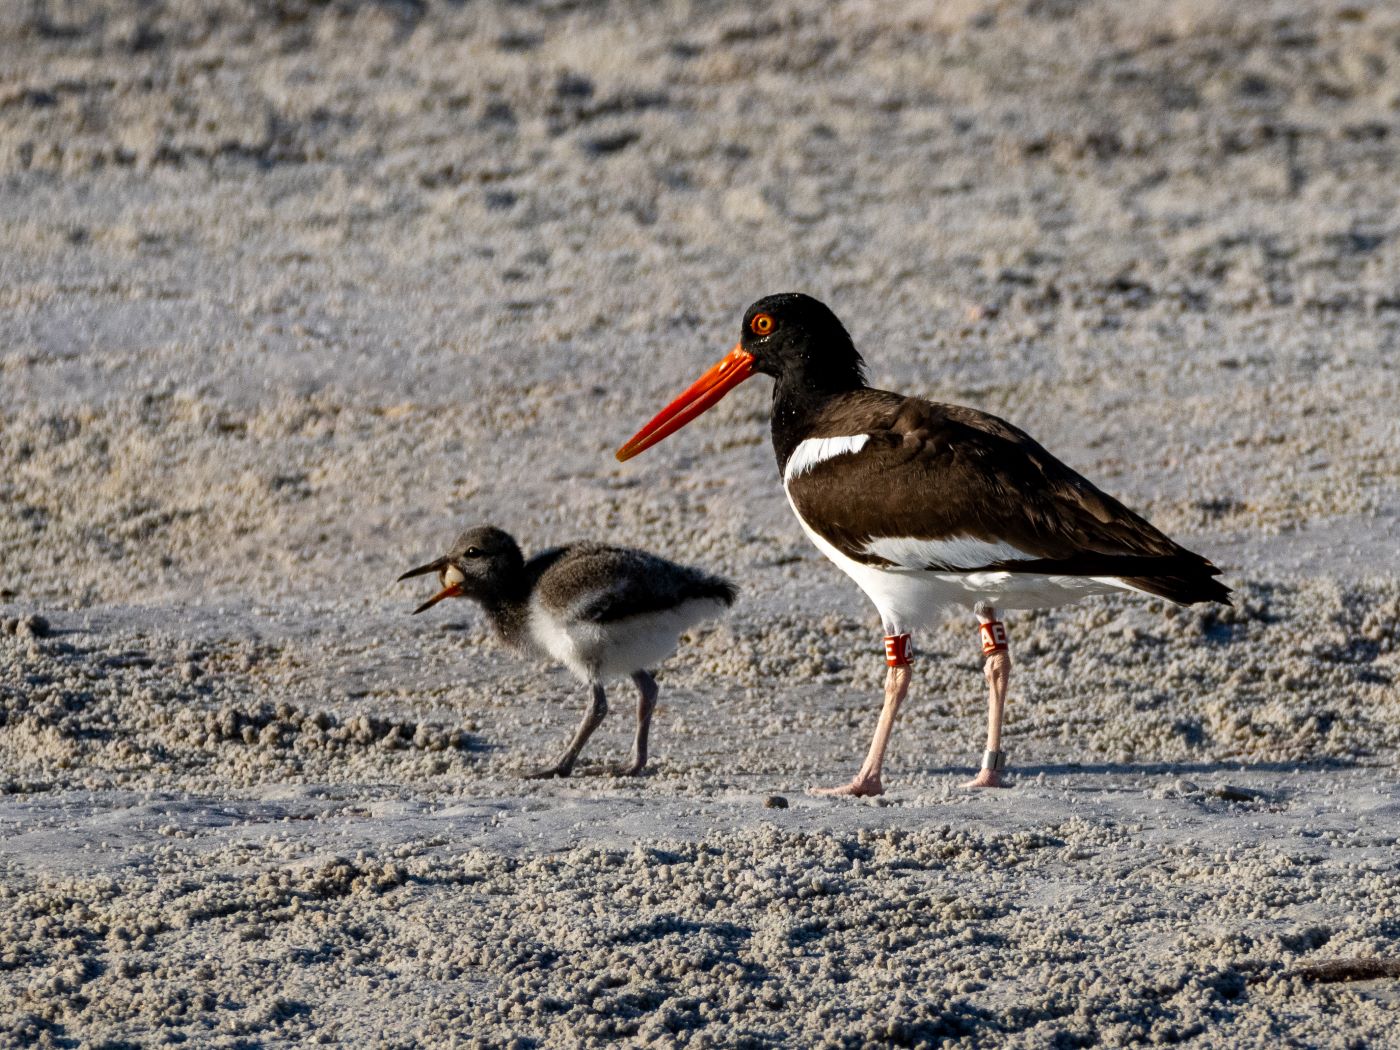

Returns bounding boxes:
[398,526,735,778]
[617,293,1230,796]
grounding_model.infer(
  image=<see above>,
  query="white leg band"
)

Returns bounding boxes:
[982,749,1006,771]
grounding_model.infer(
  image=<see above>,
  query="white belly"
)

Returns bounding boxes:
[527,597,729,682]
[783,488,1142,632]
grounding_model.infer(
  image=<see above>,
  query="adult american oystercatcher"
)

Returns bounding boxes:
[399,526,735,778]
[616,293,1230,795]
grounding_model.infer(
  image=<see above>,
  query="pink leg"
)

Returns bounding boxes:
[965,607,1012,789]
[810,661,912,798]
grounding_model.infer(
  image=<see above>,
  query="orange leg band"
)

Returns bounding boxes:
[979,620,1009,656]
[884,633,913,667]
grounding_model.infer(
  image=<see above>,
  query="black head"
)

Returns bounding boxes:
[739,293,866,392]
[614,293,866,463]
[397,525,525,613]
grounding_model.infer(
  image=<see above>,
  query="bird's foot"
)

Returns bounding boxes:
[522,763,573,780]
[963,768,1010,789]
[808,773,884,798]
[608,761,649,778]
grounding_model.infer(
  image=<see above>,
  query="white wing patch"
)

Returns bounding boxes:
[785,490,1143,626]
[783,435,870,483]
[863,535,1035,571]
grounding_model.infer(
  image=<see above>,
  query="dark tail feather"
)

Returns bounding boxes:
[1121,571,1232,606]
[986,551,1231,606]
[704,576,739,607]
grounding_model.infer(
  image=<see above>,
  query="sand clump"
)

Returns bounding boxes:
[0,627,481,796]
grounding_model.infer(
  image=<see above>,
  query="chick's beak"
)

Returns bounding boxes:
[397,558,446,583]
[411,584,463,615]
[397,557,462,615]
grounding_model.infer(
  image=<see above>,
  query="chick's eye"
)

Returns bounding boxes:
[750,313,775,336]
[464,547,482,558]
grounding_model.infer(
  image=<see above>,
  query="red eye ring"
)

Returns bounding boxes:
[750,313,774,335]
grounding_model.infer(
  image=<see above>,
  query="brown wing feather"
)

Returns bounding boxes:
[787,390,1218,577]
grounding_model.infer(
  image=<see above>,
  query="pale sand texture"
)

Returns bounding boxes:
[2,1,1399,1046]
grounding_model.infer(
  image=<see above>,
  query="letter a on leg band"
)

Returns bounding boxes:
[884,633,913,667]
[979,620,1008,656]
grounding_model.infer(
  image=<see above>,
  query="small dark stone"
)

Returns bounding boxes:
[481,101,516,128]
[1210,784,1258,803]
[764,795,789,810]
[495,31,542,53]
[17,615,49,638]
[582,131,639,157]
[1287,958,1400,984]
[554,73,594,100]
[127,22,164,53]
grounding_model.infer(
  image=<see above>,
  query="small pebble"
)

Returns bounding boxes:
[1211,785,1259,803]
[6,615,50,638]
[763,795,789,810]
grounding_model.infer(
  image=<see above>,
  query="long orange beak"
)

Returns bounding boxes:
[615,345,755,461]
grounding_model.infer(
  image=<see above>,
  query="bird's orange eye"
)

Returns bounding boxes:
[750,313,775,336]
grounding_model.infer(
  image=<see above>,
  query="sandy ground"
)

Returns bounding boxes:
[2,0,1399,1046]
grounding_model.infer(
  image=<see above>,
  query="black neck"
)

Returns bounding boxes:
[769,368,865,470]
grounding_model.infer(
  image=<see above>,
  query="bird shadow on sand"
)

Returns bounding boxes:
[513,764,657,780]
[916,757,1362,778]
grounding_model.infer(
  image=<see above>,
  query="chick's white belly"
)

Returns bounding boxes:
[527,598,727,681]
